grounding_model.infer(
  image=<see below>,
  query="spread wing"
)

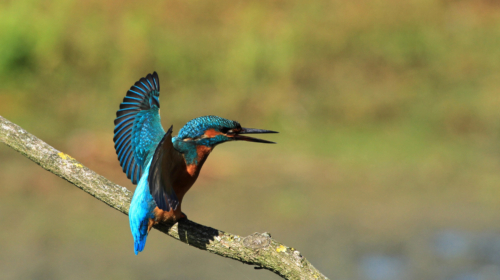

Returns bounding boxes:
[113,72,165,184]
[148,127,179,212]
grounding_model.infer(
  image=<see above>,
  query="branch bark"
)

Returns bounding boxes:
[0,115,329,280]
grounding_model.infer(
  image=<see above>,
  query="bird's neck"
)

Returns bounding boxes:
[173,138,213,176]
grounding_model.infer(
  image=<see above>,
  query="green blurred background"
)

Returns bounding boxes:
[1,0,500,279]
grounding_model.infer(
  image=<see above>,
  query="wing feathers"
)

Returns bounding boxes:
[113,72,163,185]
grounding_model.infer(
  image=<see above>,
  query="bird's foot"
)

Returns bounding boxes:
[147,218,156,232]
[179,212,188,221]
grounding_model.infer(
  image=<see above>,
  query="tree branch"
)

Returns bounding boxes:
[0,115,328,280]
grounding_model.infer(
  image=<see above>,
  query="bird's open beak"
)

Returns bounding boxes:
[233,127,278,144]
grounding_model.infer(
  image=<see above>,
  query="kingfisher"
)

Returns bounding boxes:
[113,72,277,254]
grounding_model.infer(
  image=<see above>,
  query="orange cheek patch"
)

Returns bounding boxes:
[204,128,222,138]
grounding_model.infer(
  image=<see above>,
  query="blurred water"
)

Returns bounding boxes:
[354,231,500,280]
[359,254,408,280]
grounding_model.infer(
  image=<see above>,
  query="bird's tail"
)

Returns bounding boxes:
[134,234,148,255]
[131,217,151,255]
[129,158,156,255]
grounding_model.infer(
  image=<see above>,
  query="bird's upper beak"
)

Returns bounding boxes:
[233,127,278,144]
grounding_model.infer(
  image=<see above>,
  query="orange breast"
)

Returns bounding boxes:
[168,144,213,203]
[152,144,213,225]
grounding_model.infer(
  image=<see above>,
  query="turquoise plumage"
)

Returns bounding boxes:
[128,158,156,254]
[114,72,165,254]
[114,73,163,184]
[114,72,277,254]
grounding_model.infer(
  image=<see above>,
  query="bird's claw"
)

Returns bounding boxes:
[179,212,188,221]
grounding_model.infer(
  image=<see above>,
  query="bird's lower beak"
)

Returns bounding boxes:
[234,127,278,144]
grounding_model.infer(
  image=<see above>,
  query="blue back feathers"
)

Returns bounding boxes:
[114,72,165,184]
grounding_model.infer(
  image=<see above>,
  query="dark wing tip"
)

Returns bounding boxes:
[147,71,159,92]
[148,127,179,212]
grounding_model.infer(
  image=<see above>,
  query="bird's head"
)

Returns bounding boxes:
[174,115,277,148]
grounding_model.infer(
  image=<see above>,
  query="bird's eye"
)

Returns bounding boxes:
[226,129,235,135]
[220,127,229,134]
